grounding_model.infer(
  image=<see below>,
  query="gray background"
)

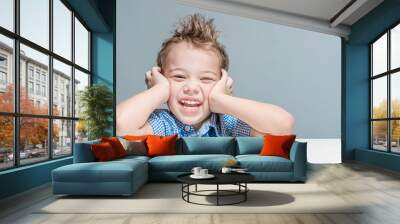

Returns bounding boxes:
[116,0,341,138]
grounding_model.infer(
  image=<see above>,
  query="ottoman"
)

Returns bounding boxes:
[52,156,148,196]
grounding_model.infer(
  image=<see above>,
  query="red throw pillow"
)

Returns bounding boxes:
[124,135,149,141]
[146,135,177,157]
[101,137,127,158]
[91,142,117,161]
[259,133,296,159]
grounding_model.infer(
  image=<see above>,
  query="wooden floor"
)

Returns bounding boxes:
[1,162,400,224]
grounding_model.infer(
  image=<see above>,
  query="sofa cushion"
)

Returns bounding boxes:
[115,155,150,163]
[73,139,100,163]
[148,154,235,172]
[52,158,147,183]
[236,155,293,172]
[235,137,263,155]
[180,137,235,155]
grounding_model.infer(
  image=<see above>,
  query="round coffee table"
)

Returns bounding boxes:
[177,172,255,206]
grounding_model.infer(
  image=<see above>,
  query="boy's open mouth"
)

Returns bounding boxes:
[178,98,202,113]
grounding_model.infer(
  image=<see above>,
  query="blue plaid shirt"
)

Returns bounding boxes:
[148,109,251,137]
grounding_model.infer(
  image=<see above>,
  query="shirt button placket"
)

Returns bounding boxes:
[184,125,191,132]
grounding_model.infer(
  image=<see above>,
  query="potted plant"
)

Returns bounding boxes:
[79,84,113,140]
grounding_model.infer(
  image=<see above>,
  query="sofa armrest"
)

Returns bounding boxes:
[73,140,100,163]
[289,141,307,181]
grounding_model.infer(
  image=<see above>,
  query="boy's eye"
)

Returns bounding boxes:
[200,77,215,83]
[172,75,185,81]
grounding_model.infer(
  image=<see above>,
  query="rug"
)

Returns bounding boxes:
[37,183,362,214]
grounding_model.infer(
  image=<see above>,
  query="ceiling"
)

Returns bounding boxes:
[176,0,384,39]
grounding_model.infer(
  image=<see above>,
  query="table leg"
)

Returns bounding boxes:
[217,184,219,206]
[195,184,197,192]
[187,184,190,202]
[245,183,247,201]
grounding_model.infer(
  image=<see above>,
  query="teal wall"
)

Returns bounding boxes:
[0,0,115,200]
[92,32,114,135]
[344,0,400,171]
[0,158,72,199]
[91,0,115,134]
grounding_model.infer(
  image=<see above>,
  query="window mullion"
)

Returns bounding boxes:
[13,0,20,167]
[370,45,373,149]
[388,30,391,152]
[71,10,76,155]
[49,0,54,160]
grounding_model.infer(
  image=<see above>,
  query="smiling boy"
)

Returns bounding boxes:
[116,14,294,137]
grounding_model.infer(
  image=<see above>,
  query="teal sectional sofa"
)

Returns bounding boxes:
[52,137,307,196]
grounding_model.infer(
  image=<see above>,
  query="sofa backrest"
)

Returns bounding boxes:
[235,137,263,155]
[178,137,236,155]
[73,139,100,163]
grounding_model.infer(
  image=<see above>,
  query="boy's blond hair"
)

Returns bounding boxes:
[157,14,229,71]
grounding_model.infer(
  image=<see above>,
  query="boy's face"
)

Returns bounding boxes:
[163,41,221,129]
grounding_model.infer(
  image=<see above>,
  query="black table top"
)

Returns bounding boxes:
[177,172,255,185]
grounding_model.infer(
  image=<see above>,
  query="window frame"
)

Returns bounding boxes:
[370,21,400,154]
[0,0,92,171]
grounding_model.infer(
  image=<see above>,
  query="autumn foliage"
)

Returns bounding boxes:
[0,84,59,150]
[372,99,400,142]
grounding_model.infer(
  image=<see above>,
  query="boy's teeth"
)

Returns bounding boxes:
[181,100,200,106]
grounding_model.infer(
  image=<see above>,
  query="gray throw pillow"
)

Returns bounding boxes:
[119,138,147,156]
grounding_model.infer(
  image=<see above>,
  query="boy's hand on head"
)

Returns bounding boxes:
[145,66,170,102]
[209,69,234,113]
[145,67,169,88]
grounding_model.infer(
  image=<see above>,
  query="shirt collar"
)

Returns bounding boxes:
[173,112,219,136]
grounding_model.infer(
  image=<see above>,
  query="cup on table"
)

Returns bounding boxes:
[199,169,208,176]
[221,167,232,174]
[191,167,202,176]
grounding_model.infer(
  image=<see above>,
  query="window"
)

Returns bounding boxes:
[35,70,40,81]
[0,55,7,67]
[0,0,13,32]
[371,23,400,154]
[0,0,91,170]
[35,83,40,95]
[20,0,49,49]
[0,71,6,85]
[0,54,8,86]
[28,67,34,80]
[75,18,89,70]
[54,0,72,60]
[42,85,46,97]
[28,81,34,94]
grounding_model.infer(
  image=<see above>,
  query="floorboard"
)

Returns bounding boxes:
[1,162,400,224]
